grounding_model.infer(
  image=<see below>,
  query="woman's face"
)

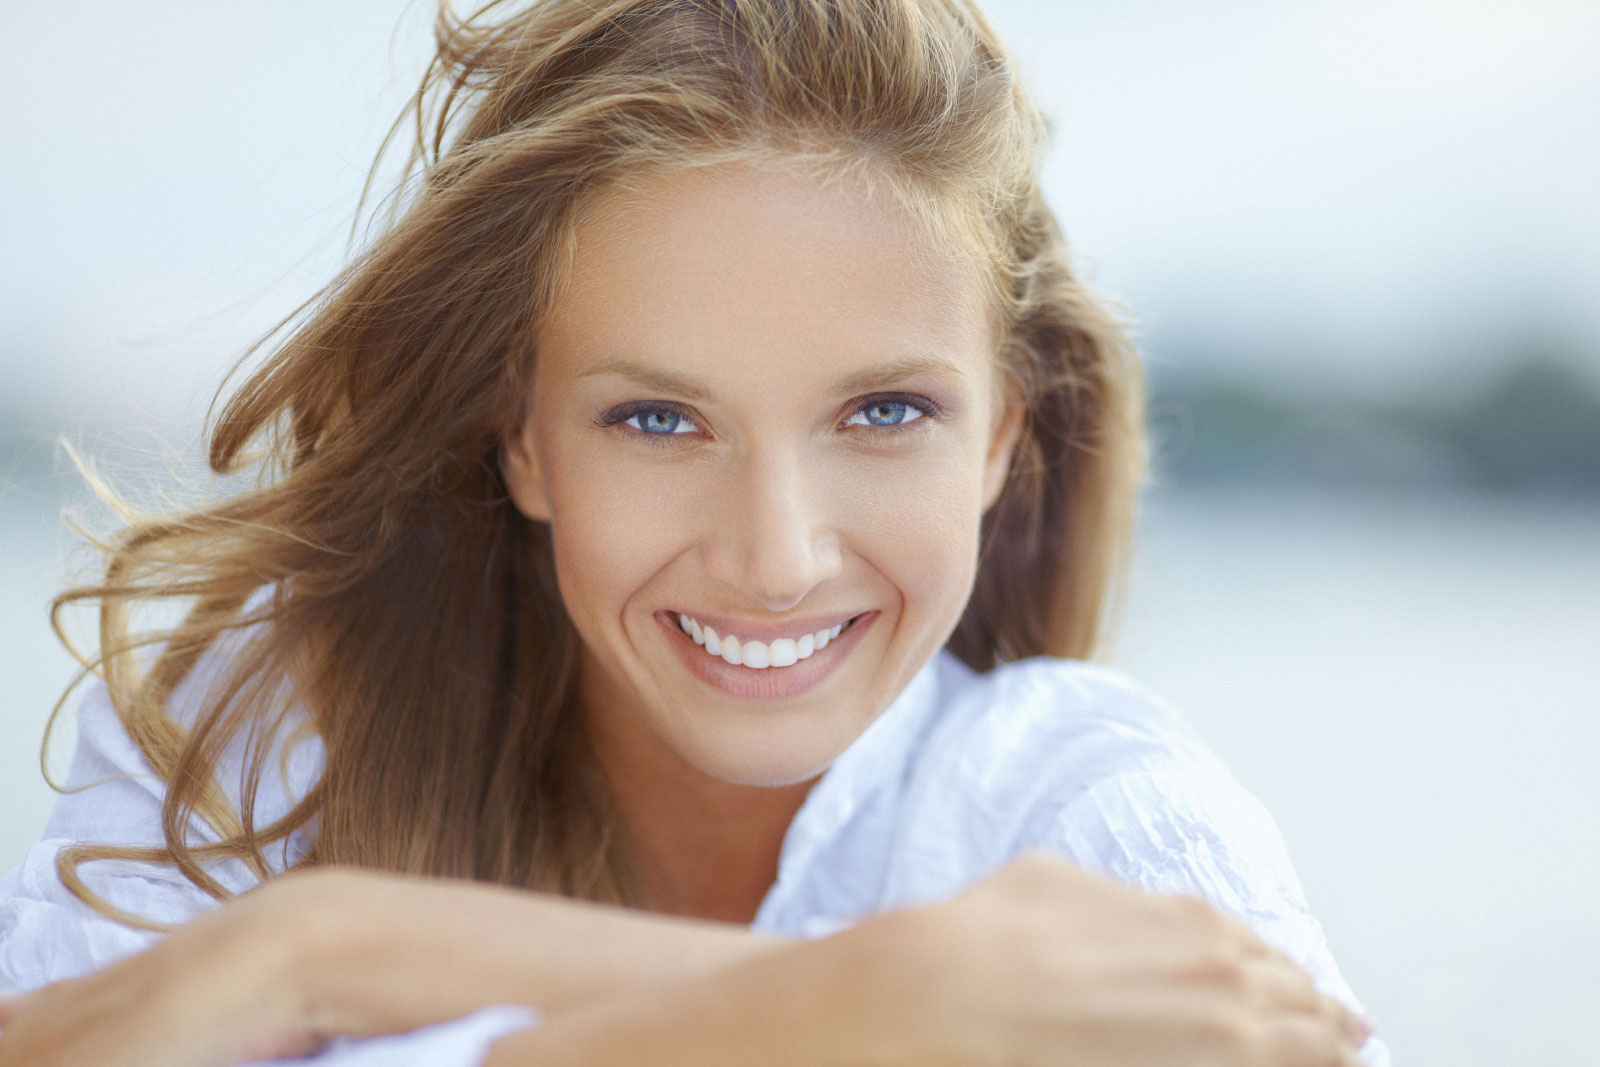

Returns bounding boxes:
[504,161,1020,787]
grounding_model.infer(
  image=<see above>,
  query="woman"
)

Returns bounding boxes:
[0,1,1387,1064]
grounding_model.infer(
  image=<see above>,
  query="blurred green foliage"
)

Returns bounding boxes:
[1150,356,1600,496]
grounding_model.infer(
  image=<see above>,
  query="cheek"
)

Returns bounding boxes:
[540,423,990,628]
[831,440,988,614]
[541,441,700,626]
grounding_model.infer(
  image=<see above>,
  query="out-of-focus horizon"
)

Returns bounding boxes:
[2,0,1598,457]
[2,4,1598,1067]
[4,0,1599,500]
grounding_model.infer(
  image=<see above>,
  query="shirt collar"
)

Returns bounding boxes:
[760,650,949,910]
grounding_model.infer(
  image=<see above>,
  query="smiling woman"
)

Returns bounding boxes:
[501,163,1020,916]
[0,1,1385,1066]
[504,163,1015,796]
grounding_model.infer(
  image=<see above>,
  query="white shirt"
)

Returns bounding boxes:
[0,649,1391,1065]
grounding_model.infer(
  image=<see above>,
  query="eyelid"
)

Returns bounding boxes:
[596,390,943,442]
[595,400,703,439]
[842,391,943,429]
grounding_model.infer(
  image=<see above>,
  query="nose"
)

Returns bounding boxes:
[702,447,843,612]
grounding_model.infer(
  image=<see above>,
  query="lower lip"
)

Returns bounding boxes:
[656,611,876,701]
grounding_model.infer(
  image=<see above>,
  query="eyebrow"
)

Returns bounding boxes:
[573,354,968,399]
[574,358,715,401]
[831,355,968,394]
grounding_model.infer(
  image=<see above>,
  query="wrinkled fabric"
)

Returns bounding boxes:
[0,650,1390,1065]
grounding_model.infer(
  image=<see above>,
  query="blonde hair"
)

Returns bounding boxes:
[50,0,1144,927]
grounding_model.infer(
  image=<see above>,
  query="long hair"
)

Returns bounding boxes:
[49,0,1144,926]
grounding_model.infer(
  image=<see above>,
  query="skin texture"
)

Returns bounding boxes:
[501,161,1022,921]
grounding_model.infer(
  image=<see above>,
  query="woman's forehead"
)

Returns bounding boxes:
[537,161,999,386]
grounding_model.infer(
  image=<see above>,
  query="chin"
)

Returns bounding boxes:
[673,720,851,788]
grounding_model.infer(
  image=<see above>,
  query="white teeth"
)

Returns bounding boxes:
[675,613,855,671]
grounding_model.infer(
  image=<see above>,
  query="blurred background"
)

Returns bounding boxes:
[2,1,1597,1063]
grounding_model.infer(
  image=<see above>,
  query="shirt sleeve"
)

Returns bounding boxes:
[0,682,541,1066]
[0,681,227,990]
[235,1007,540,1067]
[1042,764,1394,1067]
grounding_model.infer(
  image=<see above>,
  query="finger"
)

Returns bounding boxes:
[1311,990,1373,1049]
[1188,909,1369,1048]
[1210,917,1368,1044]
[1245,954,1371,1046]
[1262,959,1371,1048]
[1214,911,1283,961]
[1262,1016,1368,1066]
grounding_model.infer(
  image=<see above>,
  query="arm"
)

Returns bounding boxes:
[0,682,789,1066]
[0,868,792,1067]
[482,853,1373,1067]
[2,685,1369,1067]
[276,867,793,1038]
[480,915,850,1067]
[1041,766,1392,1066]
[3,850,1371,1067]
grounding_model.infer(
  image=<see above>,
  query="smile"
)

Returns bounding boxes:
[675,612,856,670]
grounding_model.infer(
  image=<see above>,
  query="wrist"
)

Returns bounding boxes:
[247,868,368,1040]
[486,933,872,1067]
[802,913,933,1067]
[147,869,347,1061]
[809,906,991,1067]
[280,868,470,1038]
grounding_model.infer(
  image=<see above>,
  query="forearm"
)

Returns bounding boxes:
[282,869,791,1038]
[481,929,876,1067]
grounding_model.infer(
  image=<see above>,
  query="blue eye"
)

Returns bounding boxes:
[845,397,929,429]
[622,408,698,435]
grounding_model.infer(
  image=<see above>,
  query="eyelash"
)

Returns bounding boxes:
[595,400,701,444]
[595,392,943,445]
[850,392,943,431]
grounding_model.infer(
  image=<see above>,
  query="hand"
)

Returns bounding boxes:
[0,876,324,1067]
[835,851,1372,1067]
[484,853,1371,1067]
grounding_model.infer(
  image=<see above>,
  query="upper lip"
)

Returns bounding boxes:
[663,609,868,644]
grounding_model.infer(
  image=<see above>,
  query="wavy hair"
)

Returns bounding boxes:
[49,0,1144,926]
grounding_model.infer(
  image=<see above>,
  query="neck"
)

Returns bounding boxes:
[616,769,815,924]
[578,698,818,926]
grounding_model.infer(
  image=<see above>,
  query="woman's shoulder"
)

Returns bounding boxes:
[885,653,1383,1060]
[876,652,1301,913]
[915,651,1220,806]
